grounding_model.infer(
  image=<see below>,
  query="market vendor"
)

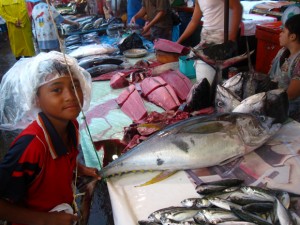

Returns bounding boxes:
[176,0,242,81]
[0,51,100,225]
[32,0,80,52]
[130,0,173,41]
[269,14,300,122]
[177,0,242,47]
[127,0,144,27]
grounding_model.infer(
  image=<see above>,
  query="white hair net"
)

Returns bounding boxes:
[0,51,92,131]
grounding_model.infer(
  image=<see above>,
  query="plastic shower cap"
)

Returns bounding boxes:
[0,51,92,131]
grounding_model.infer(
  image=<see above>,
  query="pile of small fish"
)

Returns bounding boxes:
[61,15,108,35]
[138,178,300,225]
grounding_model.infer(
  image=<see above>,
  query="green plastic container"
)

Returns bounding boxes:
[179,56,196,79]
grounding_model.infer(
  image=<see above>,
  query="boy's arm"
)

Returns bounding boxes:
[0,199,79,225]
[77,163,101,179]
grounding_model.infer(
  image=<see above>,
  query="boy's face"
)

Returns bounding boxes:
[36,76,83,123]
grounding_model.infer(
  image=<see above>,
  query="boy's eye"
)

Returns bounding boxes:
[52,88,62,93]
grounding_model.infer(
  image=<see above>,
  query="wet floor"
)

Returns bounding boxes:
[0,38,16,82]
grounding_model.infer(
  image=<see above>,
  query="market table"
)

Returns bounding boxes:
[80,73,300,225]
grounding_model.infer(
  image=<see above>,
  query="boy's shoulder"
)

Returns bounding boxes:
[11,120,46,148]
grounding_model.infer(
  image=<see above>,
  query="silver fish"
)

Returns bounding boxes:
[181,198,207,208]
[196,184,230,195]
[163,208,200,222]
[160,218,198,225]
[240,186,275,203]
[233,92,267,115]
[222,73,244,99]
[227,192,273,205]
[230,207,272,225]
[275,198,295,225]
[215,85,241,113]
[195,208,240,224]
[99,113,281,180]
[148,207,185,222]
[241,202,273,213]
[208,197,242,211]
[290,211,300,225]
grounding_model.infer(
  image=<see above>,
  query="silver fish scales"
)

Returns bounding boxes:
[99,113,281,179]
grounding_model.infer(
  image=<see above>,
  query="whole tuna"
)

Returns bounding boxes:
[99,113,281,178]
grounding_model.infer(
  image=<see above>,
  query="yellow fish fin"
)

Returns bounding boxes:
[135,170,177,187]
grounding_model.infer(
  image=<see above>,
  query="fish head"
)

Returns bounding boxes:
[266,88,289,123]
[222,73,244,99]
[232,92,267,116]
[215,85,241,113]
[232,113,281,151]
[186,78,211,111]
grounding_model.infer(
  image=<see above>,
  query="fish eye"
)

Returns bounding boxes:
[217,101,224,108]
[258,115,266,122]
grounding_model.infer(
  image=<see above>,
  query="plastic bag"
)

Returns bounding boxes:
[0,51,92,131]
[118,33,145,53]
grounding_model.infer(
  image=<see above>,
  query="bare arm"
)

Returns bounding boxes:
[177,0,202,44]
[142,10,166,35]
[62,18,79,26]
[0,199,79,225]
[77,163,101,179]
[287,79,300,100]
[130,6,146,24]
[229,0,243,41]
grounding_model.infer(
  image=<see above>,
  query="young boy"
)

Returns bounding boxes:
[0,51,100,225]
[269,14,300,121]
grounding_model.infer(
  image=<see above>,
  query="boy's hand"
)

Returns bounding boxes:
[77,163,101,180]
[45,212,79,225]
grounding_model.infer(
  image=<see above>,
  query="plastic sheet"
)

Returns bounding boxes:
[0,51,92,131]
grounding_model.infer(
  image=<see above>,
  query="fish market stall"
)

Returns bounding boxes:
[104,120,300,224]
[80,76,300,224]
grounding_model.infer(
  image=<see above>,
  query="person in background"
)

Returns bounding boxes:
[177,0,242,47]
[86,0,98,15]
[32,0,79,53]
[0,15,8,41]
[177,0,242,82]
[0,51,100,225]
[127,0,144,27]
[104,0,126,21]
[269,14,300,122]
[130,0,173,41]
[0,0,35,60]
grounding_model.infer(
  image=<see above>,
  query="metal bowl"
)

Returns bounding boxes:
[123,48,148,58]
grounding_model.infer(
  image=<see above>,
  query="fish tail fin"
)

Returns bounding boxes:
[135,170,177,187]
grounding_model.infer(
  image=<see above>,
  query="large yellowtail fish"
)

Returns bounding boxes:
[99,113,281,186]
